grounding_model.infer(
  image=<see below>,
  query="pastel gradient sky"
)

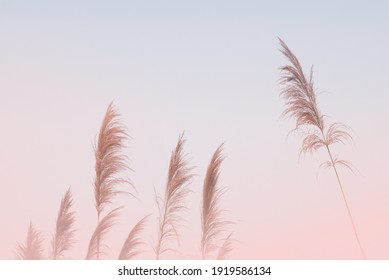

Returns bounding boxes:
[1,1,389,259]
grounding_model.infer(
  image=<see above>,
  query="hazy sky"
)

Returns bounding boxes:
[1,1,389,259]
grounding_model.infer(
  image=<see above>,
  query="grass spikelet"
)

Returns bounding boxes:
[16,222,44,260]
[118,215,150,260]
[92,101,132,259]
[51,188,76,260]
[155,133,194,259]
[201,144,229,259]
[86,208,121,260]
[278,38,366,259]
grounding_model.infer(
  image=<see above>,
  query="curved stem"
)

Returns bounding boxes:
[324,144,366,259]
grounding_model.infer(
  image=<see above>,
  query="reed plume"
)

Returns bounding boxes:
[201,144,229,259]
[51,188,76,260]
[16,222,44,260]
[155,133,194,259]
[278,38,366,259]
[118,215,149,260]
[217,233,233,260]
[90,102,131,259]
[86,208,121,260]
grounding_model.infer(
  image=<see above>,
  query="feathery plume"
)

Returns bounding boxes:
[278,38,366,259]
[92,102,131,259]
[118,215,150,260]
[217,233,233,260]
[94,102,131,216]
[51,188,76,260]
[155,133,194,259]
[201,144,229,259]
[86,208,121,260]
[16,222,44,260]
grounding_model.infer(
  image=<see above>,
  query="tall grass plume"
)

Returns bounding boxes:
[278,38,366,259]
[89,102,132,259]
[217,233,233,260]
[201,144,231,259]
[16,222,45,260]
[86,208,121,259]
[51,188,76,260]
[118,215,150,260]
[155,134,194,259]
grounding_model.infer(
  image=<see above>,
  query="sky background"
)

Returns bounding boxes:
[1,0,389,259]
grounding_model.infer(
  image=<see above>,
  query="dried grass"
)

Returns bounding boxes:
[278,38,366,259]
[201,144,231,259]
[217,233,233,260]
[90,102,132,259]
[155,133,194,259]
[51,188,76,260]
[16,222,44,260]
[118,215,150,260]
[86,207,121,260]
